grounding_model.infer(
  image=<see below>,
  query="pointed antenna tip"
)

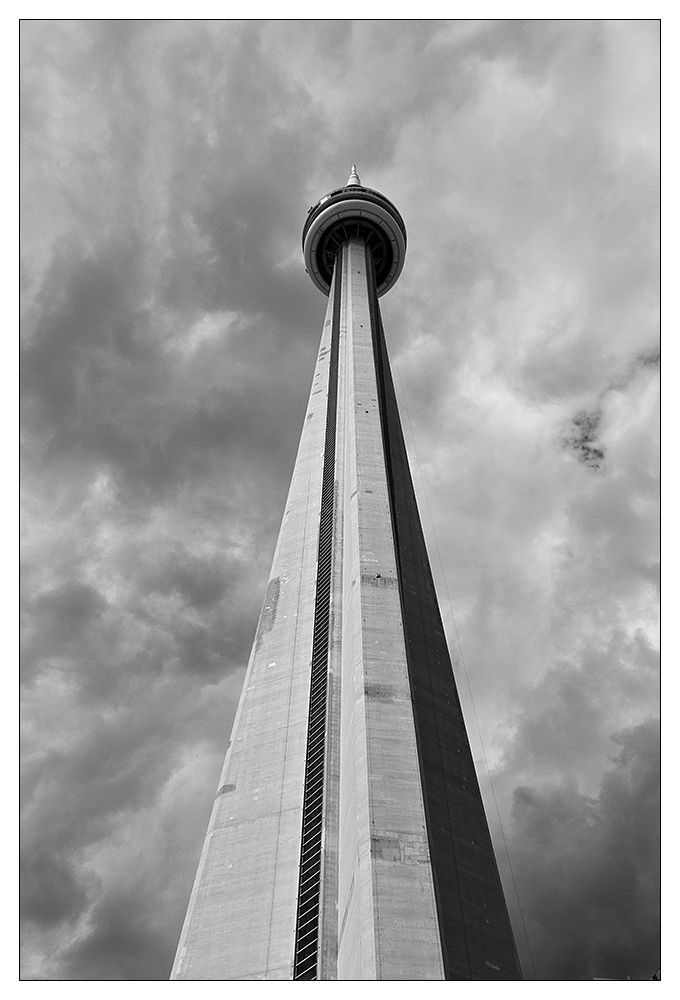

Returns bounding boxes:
[347,164,361,186]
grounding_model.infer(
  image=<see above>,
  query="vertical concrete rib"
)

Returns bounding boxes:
[367,248,523,981]
[337,239,444,980]
[170,272,340,982]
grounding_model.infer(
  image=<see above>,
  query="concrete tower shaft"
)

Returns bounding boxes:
[170,175,522,981]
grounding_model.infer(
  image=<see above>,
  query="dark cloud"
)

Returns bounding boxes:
[22,242,143,425]
[21,244,310,518]
[508,718,660,980]
[563,408,605,470]
[134,546,229,608]
[61,888,175,981]
[31,581,108,645]
[21,852,94,928]
[638,346,660,367]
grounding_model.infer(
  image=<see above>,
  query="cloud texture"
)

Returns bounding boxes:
[20,20,659,980]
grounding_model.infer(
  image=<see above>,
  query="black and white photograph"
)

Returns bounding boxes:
[20,19,660,981]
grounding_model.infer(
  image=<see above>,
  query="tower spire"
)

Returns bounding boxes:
[346,164,361,186]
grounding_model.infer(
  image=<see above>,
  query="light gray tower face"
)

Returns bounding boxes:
[171,175,522,981]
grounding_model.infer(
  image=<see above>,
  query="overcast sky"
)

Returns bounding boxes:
[20,20,659,981]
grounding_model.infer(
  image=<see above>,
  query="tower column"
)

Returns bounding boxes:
[170,273,340,981]
[336,239,444,979]
[171,169,523,982]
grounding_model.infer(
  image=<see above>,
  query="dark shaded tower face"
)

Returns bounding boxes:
[170,169,523,981]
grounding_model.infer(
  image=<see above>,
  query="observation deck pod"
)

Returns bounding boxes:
[303,169,407,297]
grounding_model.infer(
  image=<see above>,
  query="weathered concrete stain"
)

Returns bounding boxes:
[371,832,430,865]
[361,572,398,588]
[364,682,398,702]
[254,576,280,650]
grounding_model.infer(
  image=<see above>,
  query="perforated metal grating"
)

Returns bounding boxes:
[293,252,343,981]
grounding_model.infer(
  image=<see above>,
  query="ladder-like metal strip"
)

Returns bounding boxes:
[293,250,343,981]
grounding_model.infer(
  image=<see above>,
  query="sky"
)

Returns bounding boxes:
[20,20,659,982]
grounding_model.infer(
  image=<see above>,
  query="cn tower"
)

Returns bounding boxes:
[170,168,523,981]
